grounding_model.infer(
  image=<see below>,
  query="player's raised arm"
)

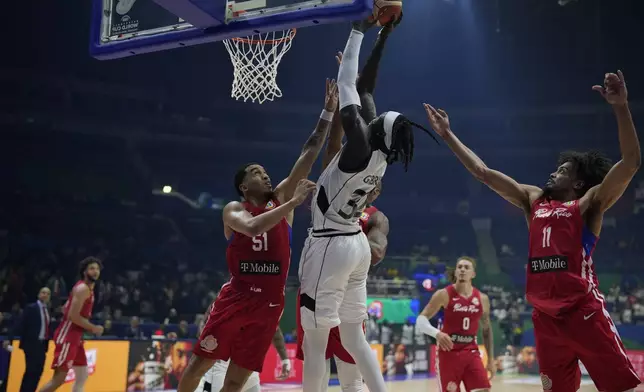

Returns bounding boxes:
[224,180,316,237]
[480,293,496,378]
[336,27,373,173]
[366,210,389,264]
[415,288,453,351]
[423,104,542,213]
[274,79,338,203]
[321,67,345,171]
[583,71,641,214]
[68,284,102,334]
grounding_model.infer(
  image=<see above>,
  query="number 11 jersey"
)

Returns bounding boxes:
[527,198,599,317]
[311,147,387,234]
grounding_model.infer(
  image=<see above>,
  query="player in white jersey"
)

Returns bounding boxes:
[195,308,291,392]
[298,17,438,392]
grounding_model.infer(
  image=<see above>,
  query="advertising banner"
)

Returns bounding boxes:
[7,340,129,392]
[259,343,303,383]
[126,340,194,391]
[261,343,383,383]
[366,298,414,324]
[626,350,644,381]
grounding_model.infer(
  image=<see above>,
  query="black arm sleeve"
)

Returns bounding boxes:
[338,104,372,173]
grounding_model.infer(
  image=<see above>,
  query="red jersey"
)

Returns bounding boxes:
[527,198,599,317]
[440,285,482,351]
[358,205,379,233]
[226,199,291,301]
[54,281,95,342]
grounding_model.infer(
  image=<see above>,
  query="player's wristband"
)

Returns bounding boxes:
[320,109,334,122]
[282,358,292,371]
[416,315,440,338]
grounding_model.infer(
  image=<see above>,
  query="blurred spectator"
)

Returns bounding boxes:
[102,319,116,338]
[177,321,190,339]
[126,316,146,339]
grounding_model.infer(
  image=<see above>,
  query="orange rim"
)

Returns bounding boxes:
[230,28,297,44]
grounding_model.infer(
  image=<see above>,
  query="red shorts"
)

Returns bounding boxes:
[436,348,490,392]
[295,289,355,364]
[51,339,87,371]
[193,284,283,372]
[533,290,641,392]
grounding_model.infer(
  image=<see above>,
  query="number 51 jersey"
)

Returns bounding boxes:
[311,148,387,234]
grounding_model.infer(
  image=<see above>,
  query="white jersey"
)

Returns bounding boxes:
[311,147,387,233]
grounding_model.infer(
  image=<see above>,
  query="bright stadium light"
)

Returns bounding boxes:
[162,185,172,193]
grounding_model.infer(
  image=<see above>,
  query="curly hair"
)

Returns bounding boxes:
[79,256,103,279]
[558,150,612,197]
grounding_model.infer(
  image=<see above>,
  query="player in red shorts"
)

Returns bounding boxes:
[416,257,494,392]
[424,71,641,392]
[177,79,339,392]
[295,94,390,392]
[39,257,104,392]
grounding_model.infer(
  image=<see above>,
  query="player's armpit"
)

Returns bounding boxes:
[420,288,448,319]
[69,284,95,331]
[480,169,542,213]
[582,160,639,216]
[223,200,299,237]
[338,105,372,173]
[367,211,389,263]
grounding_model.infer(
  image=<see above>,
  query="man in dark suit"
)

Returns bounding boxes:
[4,287,51,392]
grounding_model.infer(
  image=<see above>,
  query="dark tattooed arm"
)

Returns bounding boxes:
[272,327,288,361]
[274,79,339,204]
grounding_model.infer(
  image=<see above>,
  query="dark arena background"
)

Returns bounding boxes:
[1,0,644,391]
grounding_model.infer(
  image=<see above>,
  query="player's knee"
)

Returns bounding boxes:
[338,324,369,356]
[73,366,88,383]
[221,378,246,392]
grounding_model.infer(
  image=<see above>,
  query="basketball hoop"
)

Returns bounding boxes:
[223,29,296,104]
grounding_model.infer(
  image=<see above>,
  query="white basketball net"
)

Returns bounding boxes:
[223,29,296,104]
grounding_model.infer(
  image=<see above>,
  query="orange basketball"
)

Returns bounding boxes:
[370,0,402,27]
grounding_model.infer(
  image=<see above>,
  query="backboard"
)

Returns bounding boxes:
[90,0,371,60]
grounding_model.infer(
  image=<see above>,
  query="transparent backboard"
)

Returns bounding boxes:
[90,0,371,59]
[225,0,355,23]
[97,0,193,46]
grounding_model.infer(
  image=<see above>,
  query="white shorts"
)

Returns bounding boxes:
[195,360,261,392]
[298,231,371,329]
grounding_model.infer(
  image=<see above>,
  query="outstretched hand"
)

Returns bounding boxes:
[324,78,339,112]
[291,179,317,205]
[423,104,450,139]
[593,70,628,106]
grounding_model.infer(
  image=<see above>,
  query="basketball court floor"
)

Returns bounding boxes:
[258,375,604,392]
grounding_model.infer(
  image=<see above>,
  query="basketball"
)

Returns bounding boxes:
[370,0,403,27]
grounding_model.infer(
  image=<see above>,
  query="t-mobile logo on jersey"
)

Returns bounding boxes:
[240,261,281,275]
[529,255,568,273]
[450,334,475,344]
